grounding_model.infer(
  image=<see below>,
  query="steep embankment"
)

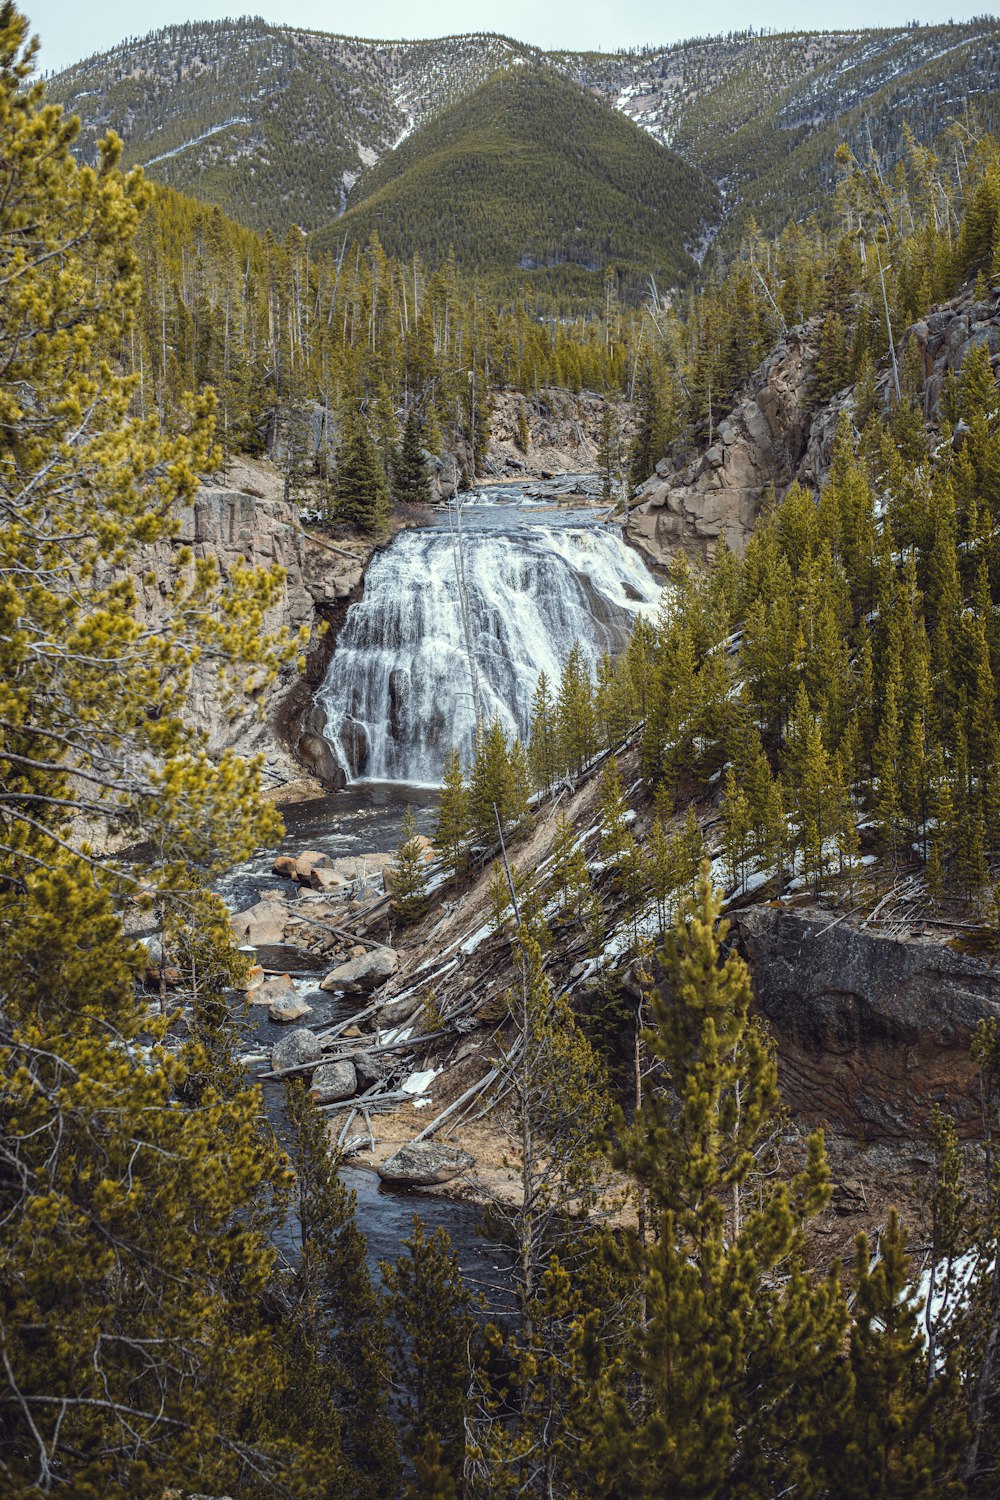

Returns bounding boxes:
[627,280,1000,567]
[123,456,374,799]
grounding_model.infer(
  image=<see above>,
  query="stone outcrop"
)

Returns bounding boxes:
[627,283,1000,568]
[121,457,374,793]
[486,388,634,479]
[734,904,1000,1140]
[626,328,815,564]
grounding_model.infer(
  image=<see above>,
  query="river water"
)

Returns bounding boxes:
[317,482,662,785]
[224,479,660,1296]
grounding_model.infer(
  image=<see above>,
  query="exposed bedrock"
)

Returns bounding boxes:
[735,904,1000,1140]
[627,282,1000,567]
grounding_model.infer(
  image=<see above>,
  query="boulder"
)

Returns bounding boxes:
[230,897,287,948]
[268,996,313,1023]
[273,855,298,878]
[378,1142,475,1188]
[353,1050,391,1090]
[310,867,349,893]
[247,973,295,1006]
[319,948,399,995]
[297,731,347,788]
[310,1060,358,1103]
[293,850,331,883]
[270,1027,323,1073]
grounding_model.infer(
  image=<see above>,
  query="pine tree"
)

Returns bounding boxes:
[393,406,433,506]
[528,669,559,792]
[284,1081,399,1500]
[594,865,844,1498]
[391,807,430,922]
[0,15,312,1491]
[596,399,622,502]
[557,642,598,776]
[469,719,529,842]
[382,1218,475,1496]
[830,1211,965,1497]
[333,408,391,534]
[435,747,471,878]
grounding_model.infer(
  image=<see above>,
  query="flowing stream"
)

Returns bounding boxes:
[317,484,662,785]
[229,480,660,1293]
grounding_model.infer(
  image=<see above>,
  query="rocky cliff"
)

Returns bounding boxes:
[127,458,371,797]
[485,388,633,479]
[626,281,1000,568]
[736,904,1000,1141]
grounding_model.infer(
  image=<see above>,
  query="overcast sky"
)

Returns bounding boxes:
[26,0,995,76]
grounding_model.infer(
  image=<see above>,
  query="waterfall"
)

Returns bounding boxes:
[316,506,662,786]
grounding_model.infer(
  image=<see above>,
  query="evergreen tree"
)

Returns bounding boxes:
[830,1211,965,1497]
[528,669,559,792]
[285,1081,399,1500]
[393,406,433,506]
[435,746,471,878]
[391,807,430,922]
[333,408,391,534]
[383,1218,476,1497]
[594,864,844,1498]
[0,16,312,1492]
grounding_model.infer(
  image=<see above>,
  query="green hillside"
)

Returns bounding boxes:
[313,66,719,301]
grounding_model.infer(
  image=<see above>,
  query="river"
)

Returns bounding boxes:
[222,478,661,1298]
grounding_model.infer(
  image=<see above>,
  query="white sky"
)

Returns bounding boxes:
[27,0,997,76]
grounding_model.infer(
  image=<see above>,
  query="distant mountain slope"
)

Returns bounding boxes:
[574,22,1000,243]
[314,66,718,299]
[49,21,539,235]
[48,18,1000,252]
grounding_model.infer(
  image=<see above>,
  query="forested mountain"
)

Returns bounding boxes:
[49,21,539,235]
[49,17,1000,257]
[560,21,1000,244]
[317,67,718,301]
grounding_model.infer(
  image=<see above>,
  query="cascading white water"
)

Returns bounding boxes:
[317,493,662,786]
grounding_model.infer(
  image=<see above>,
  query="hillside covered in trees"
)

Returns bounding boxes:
[5,3,1000,1498]
[317,66,718,302]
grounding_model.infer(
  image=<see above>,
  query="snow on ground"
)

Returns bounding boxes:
[460,922,493,955]
[142,118,248,167]
[401,1068,439,1095]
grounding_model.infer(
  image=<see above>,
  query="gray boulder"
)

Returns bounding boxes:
[377,1142,475,1187]
[270,1027,323,1073]
[320,948,399,995]
[268,996,313,1023]
[310,1060,358,1103]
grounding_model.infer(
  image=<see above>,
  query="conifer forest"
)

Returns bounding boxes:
[6,2,1000,1495]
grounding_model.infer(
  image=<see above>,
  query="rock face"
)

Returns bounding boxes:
[626,328,814,564]
[485,388,634,479]
[735,905,1000,1139]
[114,457,378,794]
[377,1142,475,1187]
[320,948,399,994]
[270,1027,324,1073]
[627,283,1000,567]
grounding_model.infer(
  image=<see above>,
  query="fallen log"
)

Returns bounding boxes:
[410,1068,498,1144]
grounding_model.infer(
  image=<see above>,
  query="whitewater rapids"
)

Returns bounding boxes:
[317,494,662,785]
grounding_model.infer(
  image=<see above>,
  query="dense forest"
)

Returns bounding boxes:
[318,66,719,301]
[4,3,1000,1497]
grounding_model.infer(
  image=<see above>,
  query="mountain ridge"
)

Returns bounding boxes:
[316,65,719,300]
[49,18,1000,255]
